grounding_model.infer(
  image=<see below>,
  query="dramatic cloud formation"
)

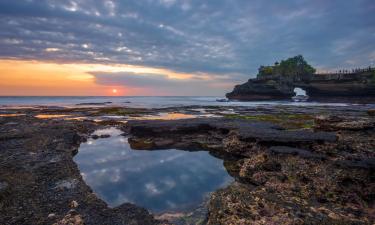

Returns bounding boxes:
[0,0,374,95]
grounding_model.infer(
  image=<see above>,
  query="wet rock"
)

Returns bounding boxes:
[153,139,175,147]
[335,158,375,170]
[315,115,375,131]
[68,209,78,216]
[127,117,374,224]
[76,102,112,106]
[91,134,111,139]
[208,166,373,224]
[127,118,337,153]
[367,109,375,117]
[207,182,306,225]
[128,137,155,150]
[53,211,84,225]
[0,181,9,192]
[222,131,256,155]
[113,203,163,225]
[269,146,327,160]
[336,120,374,130]
[5,122,18,125]
[238,154,283,185]
[48,213,56,219]
[70,200,79,208]
[0,117,163,225]
[1,107,374,225]
[92,135,99,139]
[53,179,78,190]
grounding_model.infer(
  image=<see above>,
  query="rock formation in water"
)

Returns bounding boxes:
[226,55,375,101]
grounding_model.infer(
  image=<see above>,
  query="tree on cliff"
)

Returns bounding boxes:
[259,66,274,75]
[258,55,316,81]
[278,55,316,78]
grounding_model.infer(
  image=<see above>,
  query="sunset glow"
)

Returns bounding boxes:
[0,0,373,96]
[0,59,227,96]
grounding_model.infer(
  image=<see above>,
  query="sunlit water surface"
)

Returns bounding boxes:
[0,96,355,108]
[74,127,234,213]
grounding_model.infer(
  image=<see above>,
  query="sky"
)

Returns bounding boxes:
[0,0,374,96]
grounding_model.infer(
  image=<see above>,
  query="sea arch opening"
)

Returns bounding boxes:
[293,87,307,96]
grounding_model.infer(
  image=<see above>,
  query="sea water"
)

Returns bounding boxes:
[0,96,352,108]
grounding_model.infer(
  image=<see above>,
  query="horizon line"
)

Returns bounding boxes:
[0,95,224,97]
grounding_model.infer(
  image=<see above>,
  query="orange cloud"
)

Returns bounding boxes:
[0,59,217,96]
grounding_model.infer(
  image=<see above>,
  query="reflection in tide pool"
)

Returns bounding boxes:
[136,112,197,120]
[0,114,25,117]
[128,112,220,120]
[35,114,69,119]
[74,127,233,213]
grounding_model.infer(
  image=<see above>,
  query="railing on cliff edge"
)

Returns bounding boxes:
[312,67,374,81]
[256,67,375,82]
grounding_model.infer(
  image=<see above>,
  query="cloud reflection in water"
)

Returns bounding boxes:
[74,127,233,213]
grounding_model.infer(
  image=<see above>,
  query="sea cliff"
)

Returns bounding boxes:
[226,55,375,102]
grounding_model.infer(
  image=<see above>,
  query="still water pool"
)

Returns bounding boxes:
[74,127,233,213]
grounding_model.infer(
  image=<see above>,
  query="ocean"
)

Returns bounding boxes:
[0,96,357,108]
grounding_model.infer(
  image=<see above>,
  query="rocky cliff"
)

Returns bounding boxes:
[226,56,375,101]
[226,78,294,101]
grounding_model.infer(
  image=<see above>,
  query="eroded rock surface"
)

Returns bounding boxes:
[0,116,163,225]
[126,117,375,224]
[1,106,374,225]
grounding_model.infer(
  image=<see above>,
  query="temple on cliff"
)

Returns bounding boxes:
[226,55,375,102]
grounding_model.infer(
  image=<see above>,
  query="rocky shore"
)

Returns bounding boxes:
[126,116,374,224]
[0,116,161,225]
[0,105,374,224]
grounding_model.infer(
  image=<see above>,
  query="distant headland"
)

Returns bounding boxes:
[226,55,375,102]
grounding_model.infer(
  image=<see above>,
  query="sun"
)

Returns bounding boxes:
[112,89,118,94]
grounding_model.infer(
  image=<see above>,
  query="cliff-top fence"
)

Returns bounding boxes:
[256,67,374,82]
[312,67,374,81]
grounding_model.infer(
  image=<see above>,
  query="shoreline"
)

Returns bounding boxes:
[1,96,375,110]
[0,105,374,224]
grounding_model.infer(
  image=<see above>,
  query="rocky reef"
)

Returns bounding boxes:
[226,55,375,101]
[0,105,374,224]
[126,116,375,224]
[0,116,161,225]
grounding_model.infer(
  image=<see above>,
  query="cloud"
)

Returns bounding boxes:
[0,0,374,90]
[159,0,176,8]
[92,71,188,87]
[91,71,234,95]
[145,182,162,195]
